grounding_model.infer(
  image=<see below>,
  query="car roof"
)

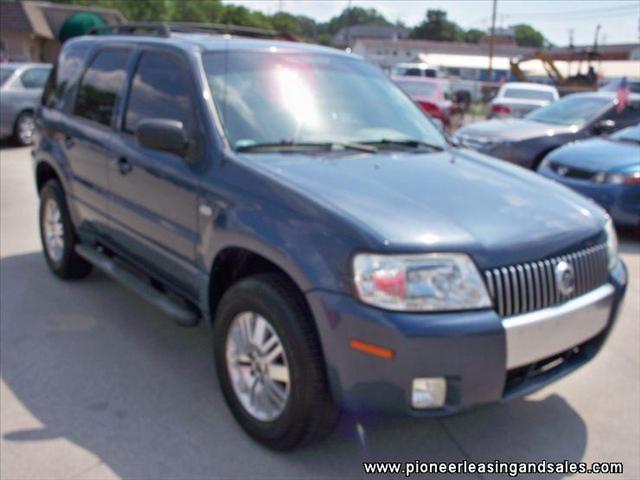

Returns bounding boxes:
[501,82,557,91]
[66,32,353,58]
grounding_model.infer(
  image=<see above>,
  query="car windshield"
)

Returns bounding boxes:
[524,95,610,126]
[502,88,555,101]
[203,51,447,151]
[396,80,438,98]
[610,124,640,144]
[0,66,15,86]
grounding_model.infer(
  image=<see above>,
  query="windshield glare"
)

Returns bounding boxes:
[524,95,610,126]
[202,51,447,151]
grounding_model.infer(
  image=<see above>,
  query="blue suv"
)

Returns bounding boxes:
[33,24,628,449]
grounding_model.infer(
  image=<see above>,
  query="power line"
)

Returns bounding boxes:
[501,4,638,18]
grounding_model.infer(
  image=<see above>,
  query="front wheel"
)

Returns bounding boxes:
[213,273,338,450]
[39,179,92,279]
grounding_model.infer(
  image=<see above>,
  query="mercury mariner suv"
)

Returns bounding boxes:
[32,24,628,450]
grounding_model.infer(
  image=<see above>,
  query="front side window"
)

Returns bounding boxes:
[20,67,51,89]
[203,51,446,151]
[74,49,131,127]
[525,95,610,126]
[124,51,193,133]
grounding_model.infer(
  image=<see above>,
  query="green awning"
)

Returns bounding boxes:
[58,12,106,42]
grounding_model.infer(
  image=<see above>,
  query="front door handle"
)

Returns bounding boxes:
[117,156,133,175]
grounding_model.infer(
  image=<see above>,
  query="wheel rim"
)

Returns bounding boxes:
[225,311,291,422]
[17,114,35,144]
[43,198,64,263]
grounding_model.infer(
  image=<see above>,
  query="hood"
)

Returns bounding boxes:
[457,118,575,142]
[239,149,605,268]
[546,137,640,172]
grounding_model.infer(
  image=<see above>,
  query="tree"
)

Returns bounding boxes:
[512,24,546,48]
[324,6,391,36]
[410,9,463,42]
[463,28,485,44]
[271,12,302,35]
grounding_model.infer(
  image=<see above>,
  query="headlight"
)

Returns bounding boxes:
[593,170,640,185]
[353,253,491,312]
[604,217,618,270]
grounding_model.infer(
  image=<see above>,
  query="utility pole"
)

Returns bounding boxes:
[487,0,498,84]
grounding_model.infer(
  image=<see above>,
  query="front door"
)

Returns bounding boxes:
[107,50,202,296]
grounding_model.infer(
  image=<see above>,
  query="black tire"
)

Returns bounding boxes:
[39,179,92,279]
[13,111,35,146]
[213,273,338,450]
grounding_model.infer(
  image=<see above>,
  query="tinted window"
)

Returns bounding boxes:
[43,44,90,110]
[74,49,130,127]
[124,52,193,133]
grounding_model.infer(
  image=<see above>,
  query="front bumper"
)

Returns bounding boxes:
[306,260,627,416]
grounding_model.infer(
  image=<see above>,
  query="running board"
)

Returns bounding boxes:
[75,244,199,327]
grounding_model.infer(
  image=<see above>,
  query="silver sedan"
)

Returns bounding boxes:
[1,63,51,145]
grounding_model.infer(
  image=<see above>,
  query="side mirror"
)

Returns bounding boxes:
[136,119,189,157]
[592,119,616,135]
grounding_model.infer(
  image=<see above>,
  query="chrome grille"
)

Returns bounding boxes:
[484,244,609,318]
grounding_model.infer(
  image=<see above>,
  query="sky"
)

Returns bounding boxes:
[222,0,640,46]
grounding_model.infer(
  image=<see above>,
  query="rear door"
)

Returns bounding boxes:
[107,49,202,296]
[65,47,132,234]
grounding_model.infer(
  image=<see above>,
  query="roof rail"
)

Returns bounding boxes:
[88,22,294,40]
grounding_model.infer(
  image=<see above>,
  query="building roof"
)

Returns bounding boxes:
[334,24,409,45]
[0,1,125,40]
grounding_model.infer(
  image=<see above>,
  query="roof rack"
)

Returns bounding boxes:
[88,22,295,40]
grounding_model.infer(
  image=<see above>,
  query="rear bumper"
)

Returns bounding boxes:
[306,260,627,416]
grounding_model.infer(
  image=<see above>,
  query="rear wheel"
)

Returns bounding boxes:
[213,273,338,450]
[14,111,35,146]
[39,179,92,279]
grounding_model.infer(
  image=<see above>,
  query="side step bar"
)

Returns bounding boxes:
[75,244,199,327]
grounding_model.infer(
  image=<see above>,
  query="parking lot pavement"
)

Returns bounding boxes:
[1,144,638,480]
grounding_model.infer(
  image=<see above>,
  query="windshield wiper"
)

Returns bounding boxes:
[359,138,446,152]
[236,141,377,153]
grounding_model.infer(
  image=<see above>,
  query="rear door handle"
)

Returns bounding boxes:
[117,156,133,175]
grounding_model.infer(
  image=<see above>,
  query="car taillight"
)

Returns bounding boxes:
[418,101,442,118]
[491,104,511,114]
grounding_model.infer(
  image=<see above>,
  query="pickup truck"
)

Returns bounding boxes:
[33,24,627,450]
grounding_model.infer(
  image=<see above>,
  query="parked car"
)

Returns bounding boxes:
[0,62,52,145]
[539,124,640,231]
[393,76,462,131]
[455,92,640,169]
[34,26,627,450]
[488,82,559,119]
[391,62,439,78]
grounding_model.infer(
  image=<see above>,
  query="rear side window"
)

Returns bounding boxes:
[43,43,90,110]
[124,51,193,133]
[20,68,51,89]
[74,49,131,127]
